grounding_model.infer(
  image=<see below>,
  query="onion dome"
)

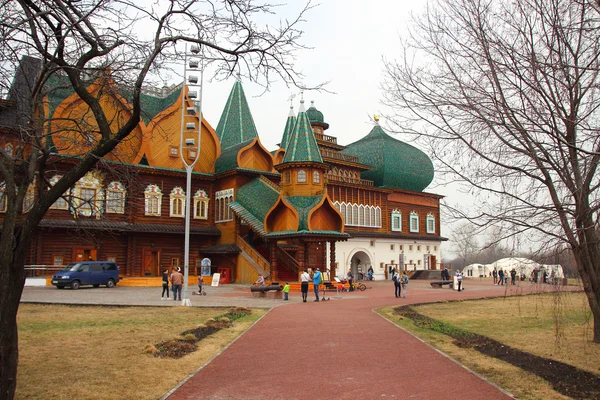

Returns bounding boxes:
[341,123,434,191]
[306,101,329,130]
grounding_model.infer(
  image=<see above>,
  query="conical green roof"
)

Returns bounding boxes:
[215,81,259,149]
[341,124,434,191]
[282,101,323,164]
[279,106,296,149]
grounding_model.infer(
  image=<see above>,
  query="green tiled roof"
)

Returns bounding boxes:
[44,73,181,125]
[282,102,323,164]
[341,124,434,191]
[214,139,254,174]
[231,177,281,234]
[216,81,259,149]
[279,106,296,149]
[284,195,322,230]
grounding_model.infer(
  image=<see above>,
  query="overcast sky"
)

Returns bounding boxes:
[179,0,463,256]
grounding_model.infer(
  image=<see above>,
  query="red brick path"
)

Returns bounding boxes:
[167,279,554,399]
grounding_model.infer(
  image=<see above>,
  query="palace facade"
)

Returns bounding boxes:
[0,58,446,283]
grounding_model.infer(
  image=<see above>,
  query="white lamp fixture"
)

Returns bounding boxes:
[186,122,196,130]
[189,59,199,68]
[188,91,197,99]
[187,107,196,115]
[190,45,200,54]
[184,138,195,146]
[188,75,198,84]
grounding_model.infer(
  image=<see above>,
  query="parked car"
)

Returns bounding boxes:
[52,261,120,289]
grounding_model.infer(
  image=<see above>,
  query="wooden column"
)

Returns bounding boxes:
[269,241,277,281]
[329,241,336,278]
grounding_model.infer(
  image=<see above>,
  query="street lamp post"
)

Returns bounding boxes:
[179,43,204,306]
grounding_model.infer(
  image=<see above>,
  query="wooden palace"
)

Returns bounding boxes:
[0,58,446,283]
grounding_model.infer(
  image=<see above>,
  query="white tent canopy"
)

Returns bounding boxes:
[462,257,564,279]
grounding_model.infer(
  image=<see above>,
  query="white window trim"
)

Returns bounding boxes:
[71,172,104,218]
[170,187,186,218]
[49,175,69,210]
[410,211,419,233]
[106,181,126,214]
[215,188,234,223]
[144,184,162,216]
[333,201,382,228]
[297,170,306,183]
[426,213,435,234]
[391,209,402,231]
[193,189,210,220]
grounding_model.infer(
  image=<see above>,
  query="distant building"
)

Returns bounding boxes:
[0,58,447,283]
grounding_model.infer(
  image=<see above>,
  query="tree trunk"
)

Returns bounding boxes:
[0,245,26,399]
[572,224,600,343]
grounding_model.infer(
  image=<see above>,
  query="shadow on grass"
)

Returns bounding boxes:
[394,305,600,400]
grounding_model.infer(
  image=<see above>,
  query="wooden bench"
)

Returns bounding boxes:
[430,280,453,288]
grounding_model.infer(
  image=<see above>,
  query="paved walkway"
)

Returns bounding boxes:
[164,280,559,400]
[22,278,561,399]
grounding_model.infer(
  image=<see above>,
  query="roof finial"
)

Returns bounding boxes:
[299,90,305,112]
[374,114,380,125]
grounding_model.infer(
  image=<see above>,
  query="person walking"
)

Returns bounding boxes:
[401,271,409,298]
[392,269,401,298]
[347,269,354,292]
[455,270,463,292]
[510,269,516,285]
[312,268,322,302]
[282,282,290,301]
[300,269,310,302]
[492,268,498,284]
[498,269,505,285]
[161,268,170,300]
[171,267,184,301]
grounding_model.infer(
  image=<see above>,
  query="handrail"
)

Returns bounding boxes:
[325,175,374,187]
[237,235,271,276]
[314,132,338,144]
[275,245,300,274]
[24,265,65,277]
[320,149,360,163]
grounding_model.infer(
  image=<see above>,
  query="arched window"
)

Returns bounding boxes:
[365,206,372,226]
[352,204,359,225]
[358,205,365,226]
[391,209,402,231]
[371,207,376,227]
[426,213,435,234]
[410,211,419,232]
[4,144,13,158]
[170,187,185,217]
[144,184,162,216]
[215,188,234,222]
[340,203,346,223]
[284,171,291,184]
[22,182,35,213]
[297,170,306,183]
[313,171,320,184]
[375,207,381,227]
[72,171,104,218]
[193,189,209,220]
[49,175,69,210]
[106,181,126,214]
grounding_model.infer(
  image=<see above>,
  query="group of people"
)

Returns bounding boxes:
[391,269,409,298]
[492,268,518,286]
[161,267,204,301]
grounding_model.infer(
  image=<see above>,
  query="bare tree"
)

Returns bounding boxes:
[0,0,314,397]
[449,222,480,268]
[382,0,600,342]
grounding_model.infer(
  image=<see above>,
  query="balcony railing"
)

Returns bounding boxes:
[314,132,338,144]
[320,149,360,163]
[326,175,374,187]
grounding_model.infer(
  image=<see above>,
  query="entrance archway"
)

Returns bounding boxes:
[349,250,371,279]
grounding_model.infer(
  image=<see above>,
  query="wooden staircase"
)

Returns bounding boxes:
[275,245,299,282]
[237,235,271,279]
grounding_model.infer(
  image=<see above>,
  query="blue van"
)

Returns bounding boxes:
[51,261,121,289]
